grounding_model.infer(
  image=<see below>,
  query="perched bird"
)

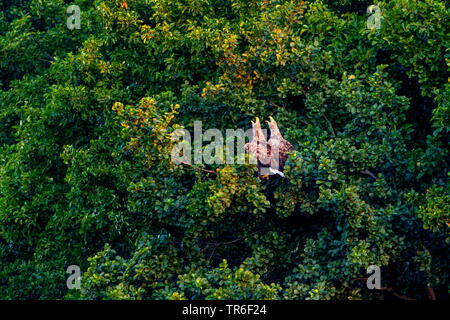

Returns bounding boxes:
[245,117,272,177]
[267,116,294,176]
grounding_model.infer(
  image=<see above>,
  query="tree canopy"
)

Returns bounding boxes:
[0,0,448,300]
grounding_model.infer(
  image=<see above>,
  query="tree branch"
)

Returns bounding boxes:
[378,287,416,300]
[265,98,281,109]
[353,278,416,300]
[202,230,265,262]
[322,114,336,138]
[361,170,377,180]
[29,35,55,62]
[173,158,217,175]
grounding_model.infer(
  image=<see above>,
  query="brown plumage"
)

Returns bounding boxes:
[245,117,272,176]
[245,117,294,177]
[267,116,294,174]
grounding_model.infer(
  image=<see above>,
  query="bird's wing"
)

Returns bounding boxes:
[267,137,294,172]
[267,136,278,148]
[282,138,294,152]
[256,139,272,165]
[279,139,294,166]
[246,141,268,163]
[246,141,256,156]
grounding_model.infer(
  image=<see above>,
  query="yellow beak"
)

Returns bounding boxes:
[268,116,275,123]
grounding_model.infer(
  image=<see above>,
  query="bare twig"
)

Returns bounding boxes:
[29,35,55,62]
[322,114,336,138]
[379,287,416,300]
[361,170,377,180]
[203,230,265,262]
[173,158,217,175]
[301,119,310,126]
[208,245,219,262]
[353,278,416,300]
[265,98,281,109]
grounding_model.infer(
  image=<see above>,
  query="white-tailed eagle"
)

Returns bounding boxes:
[245,116,293,177]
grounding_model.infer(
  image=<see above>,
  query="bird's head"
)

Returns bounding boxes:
[252,117,263,139]
[266,116,281,138]
[266,116,277,130]
[251,117,260,126]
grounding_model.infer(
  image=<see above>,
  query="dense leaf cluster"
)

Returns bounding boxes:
[0,0,448,299]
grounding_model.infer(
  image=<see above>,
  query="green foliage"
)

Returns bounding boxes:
[74,232,181,299]
[167,259,281,300]
[0,0,448,300]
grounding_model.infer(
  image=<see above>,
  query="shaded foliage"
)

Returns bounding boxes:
[0,0,448,300]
